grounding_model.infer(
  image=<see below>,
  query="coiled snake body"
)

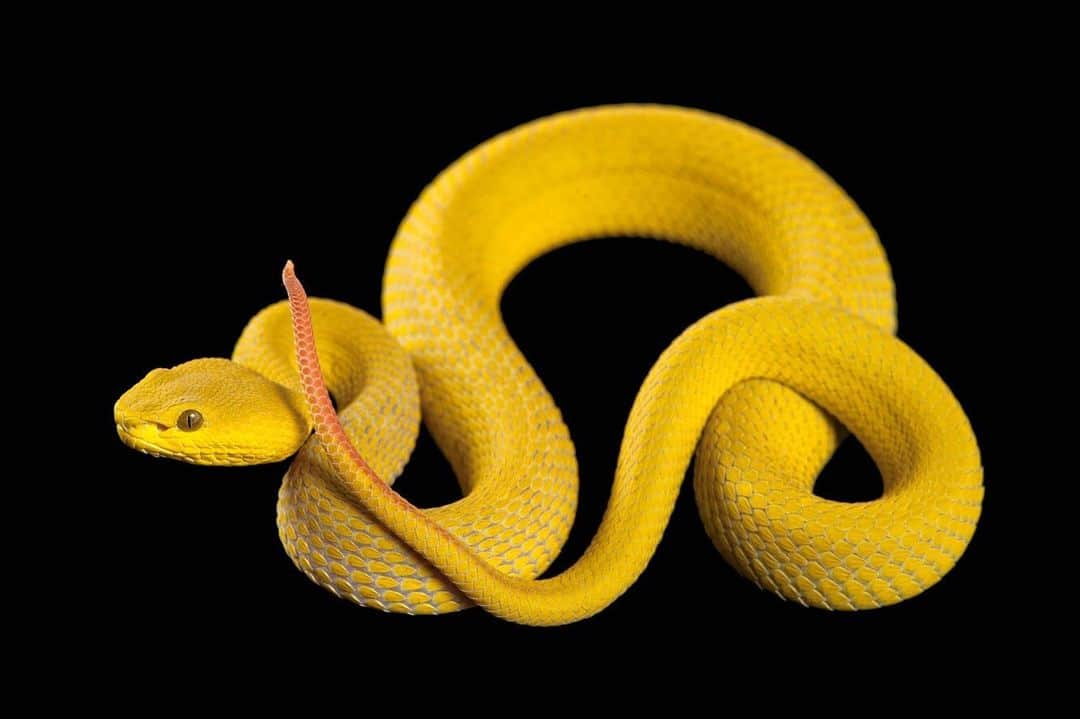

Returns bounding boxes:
[115,106,983,625]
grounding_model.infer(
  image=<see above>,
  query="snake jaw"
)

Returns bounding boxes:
[114,410,196,462]
[115,422,183,460]
[114,400,181,459]
[114,422,261,466]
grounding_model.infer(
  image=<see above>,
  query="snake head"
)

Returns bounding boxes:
[114,358,313,466]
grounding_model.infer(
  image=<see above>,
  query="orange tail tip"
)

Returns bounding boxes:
[281,261,386,486]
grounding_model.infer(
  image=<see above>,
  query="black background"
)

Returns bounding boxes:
[85,58,1015,669]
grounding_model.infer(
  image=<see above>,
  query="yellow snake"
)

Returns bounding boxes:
[114,105,983,625]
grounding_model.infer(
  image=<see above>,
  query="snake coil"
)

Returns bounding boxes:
[124,106,984,625]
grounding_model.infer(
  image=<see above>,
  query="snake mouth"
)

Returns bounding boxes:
[115,424,185,461]
[115,423,255,466]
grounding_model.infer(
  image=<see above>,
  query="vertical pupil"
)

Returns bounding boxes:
[185,413,193,428]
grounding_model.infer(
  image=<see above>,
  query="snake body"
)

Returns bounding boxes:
[117,105,983,624]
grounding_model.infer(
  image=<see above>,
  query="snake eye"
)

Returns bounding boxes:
[177,409,203,431]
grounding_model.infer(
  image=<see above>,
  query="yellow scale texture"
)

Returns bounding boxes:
[130,106,984,624]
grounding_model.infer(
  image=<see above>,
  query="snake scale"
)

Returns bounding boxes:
[114,105,983,625]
